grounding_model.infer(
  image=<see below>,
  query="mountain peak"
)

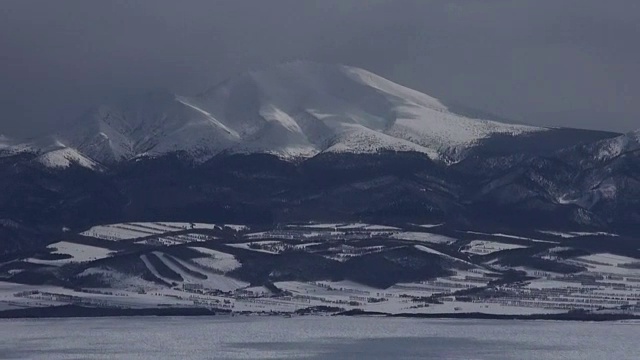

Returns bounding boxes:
[0,134,10,148]
[43,62,548,165]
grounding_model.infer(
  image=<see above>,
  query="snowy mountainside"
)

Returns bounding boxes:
[0,135,11,148]
[34,146,101,170]
[60,91,239,164]
[55,62,548,164]
[23,137,102,170]
[589,129,640,162]
[560,129,640,167]
[465,128,640,230]
[0,135,31,157]
[0,134,102,171]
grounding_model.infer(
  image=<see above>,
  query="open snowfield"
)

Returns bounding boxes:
[390,232,456,244]
[189,247,242,273]
[81,222,247,241]
[25,241,113,266]
[462,240,527,255]
[538,230,619,238]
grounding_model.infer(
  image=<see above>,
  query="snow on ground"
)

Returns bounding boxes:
[408,301,565,316]
[227,241,282,254]
[271,279,558,315]
[78,267,163,291]
[25,241,113,266]
[0,282,81,309]
[416,223,444,228]
[135,233,213,246]
[47,62,548,164]
[526,279,581,290]
[35,146,100,170]
[538,230,619,238]
[241,286,273,296]
[274,280,380,307]
[297,223,399,231]
[81,222,246,241]
[317,280,379,292]
[466,231,558,244]
[244,231,330,240]
[293,242,321,250]
[297,223,344,229]
[414,245,474,266]
[0,280,206,310]
[462,240,527,255]
[154,222,248,232]
[336,223,400,230]
[82,224,166,240]
[140,254,174,284]
[153,252,247,292]
[390,232,456,244]
[577,253,638,267]
[567,253,640,276]
[221,224,249,231]
[188,247,241,273]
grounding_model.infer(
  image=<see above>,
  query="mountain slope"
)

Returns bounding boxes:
[57,62,549,164]
[465,128,640,230]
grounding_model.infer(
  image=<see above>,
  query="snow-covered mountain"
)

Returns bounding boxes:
[0,134,20,151]
[561,129,640,168]
[55,62,547,164]
[0,135,33,158]
[2,62,636,236]
[0,135,101,170]
[30,139,101,171]
[0,135,11,148]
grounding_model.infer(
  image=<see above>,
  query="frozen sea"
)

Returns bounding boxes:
[0,316,637,359]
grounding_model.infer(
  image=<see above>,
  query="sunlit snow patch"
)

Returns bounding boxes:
[462,241,527,255]
[390,232,456,244]
[26,241,113,265]
[188,247,242,273]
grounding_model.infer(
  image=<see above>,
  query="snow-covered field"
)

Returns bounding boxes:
[538,230,619,238]
[2,220,640,317]
[81,222,246,241]
[462,240,527,255]
[390,232,456,244]
[25,241,113,266]
[189,247,241,272]
[466,231,558,244]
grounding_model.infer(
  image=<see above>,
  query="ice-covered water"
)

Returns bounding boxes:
[0,316,637,359]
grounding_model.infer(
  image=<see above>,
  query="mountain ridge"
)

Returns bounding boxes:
[12,62,561,167]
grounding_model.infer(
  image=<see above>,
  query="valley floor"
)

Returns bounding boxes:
[1,222,639,319]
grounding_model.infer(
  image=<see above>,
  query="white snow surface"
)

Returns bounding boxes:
[35,147,100,170]
[462,240,527,255]
[0,135,13,149]
[48,62,546,164]
[538,230,619,238]
[591,129,640,162]
[414,245,474,266]
[81,222,244,241]
[26,241,113,265]
[152,252,247,292]
[390,232,456,244]
[188,247,242,272]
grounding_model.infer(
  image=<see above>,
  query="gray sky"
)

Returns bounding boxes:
[1,0,638,137]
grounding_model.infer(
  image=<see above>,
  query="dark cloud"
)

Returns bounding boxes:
[1,0,638,137]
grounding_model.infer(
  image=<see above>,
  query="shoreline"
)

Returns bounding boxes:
[0,305,638,322]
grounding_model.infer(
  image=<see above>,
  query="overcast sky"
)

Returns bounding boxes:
[1,0,638,137]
